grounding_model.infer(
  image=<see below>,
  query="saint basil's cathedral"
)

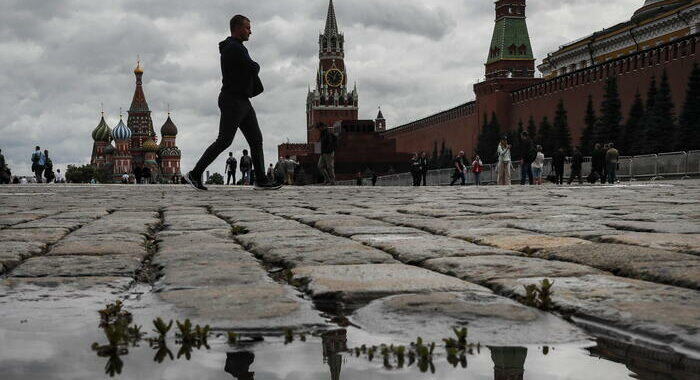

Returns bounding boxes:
[90,61,182,183]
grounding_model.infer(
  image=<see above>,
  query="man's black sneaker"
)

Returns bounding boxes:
[184,171,208,191]
[254,181,282,191]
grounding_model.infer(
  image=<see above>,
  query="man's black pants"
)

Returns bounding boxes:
[227,172,236,185]
[520,162,533,185]
[193,93,266,183]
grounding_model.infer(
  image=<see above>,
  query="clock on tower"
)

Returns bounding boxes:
[306,0,359,144]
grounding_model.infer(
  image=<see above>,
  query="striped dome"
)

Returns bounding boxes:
[142,138,159,152]
[92,115,112,142]
[112,118,132,141]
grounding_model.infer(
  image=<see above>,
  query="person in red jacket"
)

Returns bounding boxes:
[472,154,483,186]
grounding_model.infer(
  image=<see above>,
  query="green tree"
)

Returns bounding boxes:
[527,115,538,142]
[552,99,572,154]
[624,91,645,155]
[206,172,224,185]
[678,63,700,151]
[65,164,111,183]
[598,76,622,145]
[580,95,596,156]
[538,116,554,157]
[645,70,677,153]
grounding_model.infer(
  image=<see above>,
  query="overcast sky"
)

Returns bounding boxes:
[0,0,643,177]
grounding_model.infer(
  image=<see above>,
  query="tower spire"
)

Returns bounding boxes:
[325,0,339,35]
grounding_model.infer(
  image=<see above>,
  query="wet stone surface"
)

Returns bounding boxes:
[0,182,699,379]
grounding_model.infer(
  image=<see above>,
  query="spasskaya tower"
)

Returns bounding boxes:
[306,0,359,143]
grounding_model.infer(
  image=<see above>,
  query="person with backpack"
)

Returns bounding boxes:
[43,150,54,183]
[31,146,45,183]
[239,149,252,185]
[225,152,238,185]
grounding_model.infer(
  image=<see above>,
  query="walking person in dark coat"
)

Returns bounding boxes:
[450,151,466,186]
[552,147,566,185]
[591,143,605,184]
[185,15,280,191]
[568,147,583,185]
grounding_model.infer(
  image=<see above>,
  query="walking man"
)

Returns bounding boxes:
[225,152,237,185]
[410,153,421,186]
[450,151,467,186]
[185,14,280,191]
[606,143,619,184]
[317,122,337,185]
[31,146,45,183]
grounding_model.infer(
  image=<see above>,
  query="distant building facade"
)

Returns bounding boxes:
[90,62,182,183]
[384,0,699,159]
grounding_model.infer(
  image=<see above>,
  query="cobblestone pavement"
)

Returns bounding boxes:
[1,181,699,355]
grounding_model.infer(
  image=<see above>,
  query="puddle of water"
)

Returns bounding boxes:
[0,283,696,379]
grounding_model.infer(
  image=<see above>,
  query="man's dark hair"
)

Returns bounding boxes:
[243,149,249,155]
[230,15,250,32]
[35,146,40,150]
[285,155,290,159]
[229,152,233,156]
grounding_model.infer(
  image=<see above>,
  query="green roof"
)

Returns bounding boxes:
[486,17,534,64]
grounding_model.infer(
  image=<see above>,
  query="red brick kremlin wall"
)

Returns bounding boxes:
[384,34,698,159]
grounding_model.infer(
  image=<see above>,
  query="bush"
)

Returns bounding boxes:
[65,164,111,183]
[206,172,224,185]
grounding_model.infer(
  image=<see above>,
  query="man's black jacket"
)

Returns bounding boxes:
[220,37,264,98]
[320,129,337,154]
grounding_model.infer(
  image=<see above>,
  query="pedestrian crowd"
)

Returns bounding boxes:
[434,131,622,187]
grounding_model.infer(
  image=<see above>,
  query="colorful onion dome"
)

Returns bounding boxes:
[92,115,112,142]
[142,138,159,152]
[104,144,115,155]
[112,118,132,141]
[160,115,178,137]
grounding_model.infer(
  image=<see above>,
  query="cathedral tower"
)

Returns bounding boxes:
[306,0,359,143]
[485,0,535,79]
[127,60,156,168]
[159,112,182,183]
[90,112,112,168]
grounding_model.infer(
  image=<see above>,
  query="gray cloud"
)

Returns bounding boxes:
[0,0,642,177]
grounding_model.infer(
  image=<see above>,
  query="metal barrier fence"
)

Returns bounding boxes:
[336,151,698,186]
